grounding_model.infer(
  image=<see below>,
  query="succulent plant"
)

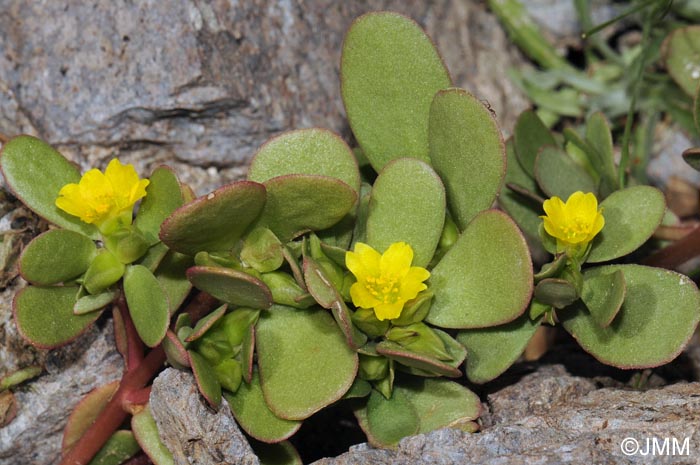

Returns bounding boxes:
[1,9,699,465]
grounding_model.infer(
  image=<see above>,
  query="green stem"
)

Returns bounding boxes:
[581,0,659,38]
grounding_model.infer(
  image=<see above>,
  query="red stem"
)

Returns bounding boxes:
[60,292,219,465]
[118,295,145,371]
[643,226,700,269]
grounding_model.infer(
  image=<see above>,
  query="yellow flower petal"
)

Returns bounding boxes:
[345,241,430,321]
[55,158,150,231]
[540,191,605,251]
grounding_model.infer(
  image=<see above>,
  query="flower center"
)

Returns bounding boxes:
[364,274,401,304]
[561,215,592,241]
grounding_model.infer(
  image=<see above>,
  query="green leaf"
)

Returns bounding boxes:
[248,128,360,194]
[585,112,617,191]
[255,175,357,243]
[83,250,125,295]
[188,350,222,408]
[375,341,462,378]
[256,305,358,420]
[581,269,626,328]
[534,147,597,199]
[154,251,193,315]
[131,405,175,465]
[253,440,302,465]
[534,278,578,309]
[240,228,284,273]
[224,370,301,443]
[429,88,506,228]
[498,139,543,244]
[123,265,169,348]
[20,230,96,285]
[0,366,41,391]
[303,256,367,349]
[457,313,542,384]
[682,147,700,172]
[357,389,419,448]
[187,266,272,309]
[427,210,533,328]
[134,166,184,244]
[395,378,481,434]
[663,25,700,96]
[160,181,266,255]
[562,265,700,368]
[587,186,665,263]
[695,83,700,133]
[14,286,100,349]
[513,110,557,177]
[0,135,98,238]
[74,289,118,315]
[365,158,445,267]
[341,12,451,170]
[88,430,140,465]
[62,381,120,454]
[163,330,189,369]
[185,304,227,342]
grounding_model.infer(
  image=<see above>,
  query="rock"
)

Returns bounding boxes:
[149,368,259,465]
[0,0,527,196]
[313,364,700,465]
[0,321,124,465]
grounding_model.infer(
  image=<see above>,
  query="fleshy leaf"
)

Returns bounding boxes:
[256,305,358,420]
[581,269,626,328]
[224,370,302,443]
[160,181,266,255]
[87,430,140,465]
[562,265,700,368]
[255,175,357,243]
[20,230,96,285]
[134,166,185,244]
[365,158,445,267]
[427,210,533,328]
[341,12,451,170]
[187,266,272,309]
[123,265,169,348]
[163,330,189,369]
[498,139,544,244]
[429,88,506,228]
[585,112,617,193]
[395,378,481,434]
[356,389,419,448]
[154,251,193,315]
[62,381,119,454]
[252,440,302,465]
[14,286,100,349]
[248,128,360,194]
[188,350,222,408]
[682,147,700,172]
[457,312,542,384]
[513,110,557,177]
[0,135,98,238]
[185,304,227,343]
[587,186,665,263]
[74,289,118,315]
[663,25,700,96]
[131,405,175,465]
[533,278,578,309]
[534,147,597,199]
[303,256,367,349]
[376,340,462,378]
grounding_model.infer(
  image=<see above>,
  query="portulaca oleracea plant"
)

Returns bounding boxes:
[1,11,699,465]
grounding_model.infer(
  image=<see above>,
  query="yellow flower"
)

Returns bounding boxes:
[55,159,149,231]
[541,191,604,253]
[346,242,430,321]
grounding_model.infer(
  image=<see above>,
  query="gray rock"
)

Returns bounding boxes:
[313,365,700,465]
[0,322,123,465]
[150,368,259,465]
